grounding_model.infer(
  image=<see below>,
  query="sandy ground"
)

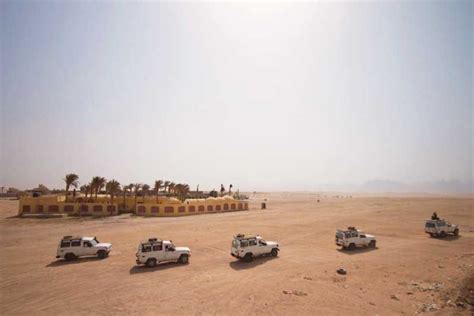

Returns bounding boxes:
[0,193,473,315]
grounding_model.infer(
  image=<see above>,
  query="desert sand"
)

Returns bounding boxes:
[0,193,472,315]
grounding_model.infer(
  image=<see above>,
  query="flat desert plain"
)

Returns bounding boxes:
[0,193,473,315]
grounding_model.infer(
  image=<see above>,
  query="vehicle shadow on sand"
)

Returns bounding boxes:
[129,262,187,274]
[337,247,378,255]
[430,235,461,241]
[46,256,103,267]
[229,255,277,270]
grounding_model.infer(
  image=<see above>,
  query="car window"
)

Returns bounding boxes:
[71,240,81,247]
[60,241,70,248]
[249,239,257,246]
[84,242,92,247]
[351,231,357,237]
[240,240,249,248]
[142,244,151,252]
[152,244,162,251]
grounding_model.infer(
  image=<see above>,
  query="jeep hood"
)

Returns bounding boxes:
[95,243,112,249]
[175,246,191,253]
[365,234,375,239]
[266,241,279,247]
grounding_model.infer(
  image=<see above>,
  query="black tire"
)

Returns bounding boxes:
[243,253,253,262]
[97,250,107,259]
[146,258,157,268]
[454,229,459,236]
[271,248,279,257]
[64,253,76,261]
[440,231,446,238]
[429,233,434,238]
[179,254,189,264]
[369,240,376,248]
[348,243,356,251]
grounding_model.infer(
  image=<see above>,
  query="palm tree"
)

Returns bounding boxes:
[176,184,190,202]
[80,184,90,200]
[133,183,142,208]
[168,182,176,196]
[121,184,131,212]
[163,181,170,195]
[142,184,150,203]
[91,176,106,201]
[154,180,163,203]
[63,174,79,202]
[106,180,121,204]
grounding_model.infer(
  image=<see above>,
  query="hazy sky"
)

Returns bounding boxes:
[1,1,472,191]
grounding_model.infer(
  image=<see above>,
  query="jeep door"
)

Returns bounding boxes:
[248,238,261,256]
[152,243,164,261]
[359,234,368,246]
[257,239,268,255]
[70,239,83,256]
[82,240,95,256]
[437,221,446,233]
[164,243,178,261]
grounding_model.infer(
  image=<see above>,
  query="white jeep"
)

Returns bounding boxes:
[336,227,377,250]
[136,238,191,267]
[425,219,459,237]
[231,234,279,262]
[56,236,112,260]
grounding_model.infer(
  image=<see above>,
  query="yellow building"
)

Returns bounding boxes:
[18,194,249,217]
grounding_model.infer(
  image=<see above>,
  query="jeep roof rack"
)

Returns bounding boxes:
[62,235,81,240]
[234,234,258,240]
[142,238,162,243]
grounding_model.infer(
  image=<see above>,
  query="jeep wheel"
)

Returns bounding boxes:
[179,254,189,264]
[64,253,76,261]
[369,240,376,248]
[243,253,253,262]
[271,248,279,257]
[454,229,459,236]
[348,243,356,251]
[97,250,107,259]
[440,231,446,238]
[146,258,157,268]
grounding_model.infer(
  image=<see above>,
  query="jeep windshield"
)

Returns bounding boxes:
[90,238,99,246]
[232,239,240,248]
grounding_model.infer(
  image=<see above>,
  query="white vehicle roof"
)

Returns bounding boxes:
[61,236,95,241]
